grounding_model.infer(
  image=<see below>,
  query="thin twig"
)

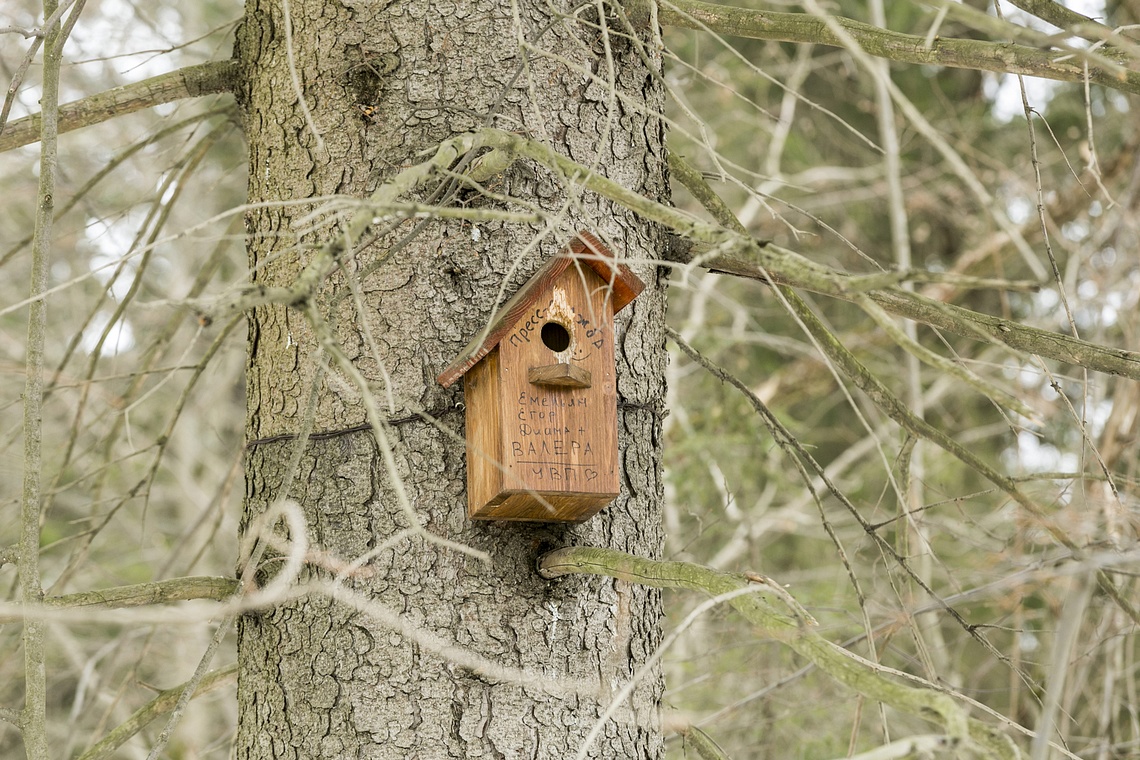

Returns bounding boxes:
[143,616,233,760]
[279,0,325,156]
[0,0,78,137]
[76,665,236,760]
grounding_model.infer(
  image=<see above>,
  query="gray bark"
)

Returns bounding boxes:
[234,1,669,758]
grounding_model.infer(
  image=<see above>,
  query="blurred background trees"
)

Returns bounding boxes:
[661,2,1140,756]
[3,0,1139,757]
[1,3,245,756]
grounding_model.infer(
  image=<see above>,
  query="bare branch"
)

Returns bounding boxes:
[0,26,44,38]
[1003,0,1113,37]
[0,706,20,727]
[0,0,79,135]
[659,0,1140,96]
[144,617,233,760]
[537,547,1019,759]
[0,576,237,625]
[664,238,1140,382]
[661,152,1140,630]
[673,725,731,760]
[75,664,236,760]
[476,129,1140,382]
[18,0,66,753]
[45,576,237,610]
[0,60,238,153]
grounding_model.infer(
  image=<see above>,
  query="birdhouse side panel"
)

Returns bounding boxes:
[461,348,505,517]
[491,267,621,519]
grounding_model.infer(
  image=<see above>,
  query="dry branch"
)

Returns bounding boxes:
[0,577,239,624]
[75,664,236,760]
[663,152,1140,632]
[45,576,238,609]
[538,546,1019,759]
[472,128,1140,382]
[659,0,1140,95]
[19,1,64,754]
[0,60,238,152]
[665,239,1140,382]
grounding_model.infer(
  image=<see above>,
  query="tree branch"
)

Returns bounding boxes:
[537,547,1019,759]
[664,238,1140,382]
[473,128,1140,382]
[673,725,731,760]
[659,0,1140,96]
[0,706,20,727]
[75,664,236,760]
[19,0,66,753]
[0,59,238,153]
[0,577,239,624]
[45,576,238,609]
[185,125,1140,386]
[1003,0,1111,37]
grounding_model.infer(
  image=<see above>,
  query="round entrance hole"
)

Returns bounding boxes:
[540,321,571,353]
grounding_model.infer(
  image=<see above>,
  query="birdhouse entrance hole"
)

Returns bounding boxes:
[541,321,571,353]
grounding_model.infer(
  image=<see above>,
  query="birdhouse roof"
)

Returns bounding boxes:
[437,232,645,388]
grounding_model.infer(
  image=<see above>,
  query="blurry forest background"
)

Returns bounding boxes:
[2,0,1140,758]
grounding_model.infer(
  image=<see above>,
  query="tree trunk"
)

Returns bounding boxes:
[233,1,669,757]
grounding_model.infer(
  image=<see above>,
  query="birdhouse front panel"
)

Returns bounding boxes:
[438,232,645,523]
[478,264,621,521]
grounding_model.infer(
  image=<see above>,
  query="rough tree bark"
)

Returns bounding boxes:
[234,1,669,758]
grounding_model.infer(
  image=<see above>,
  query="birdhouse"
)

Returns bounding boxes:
[437,232,645,522]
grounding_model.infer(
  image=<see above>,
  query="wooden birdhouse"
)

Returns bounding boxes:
[437,232,645,522]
